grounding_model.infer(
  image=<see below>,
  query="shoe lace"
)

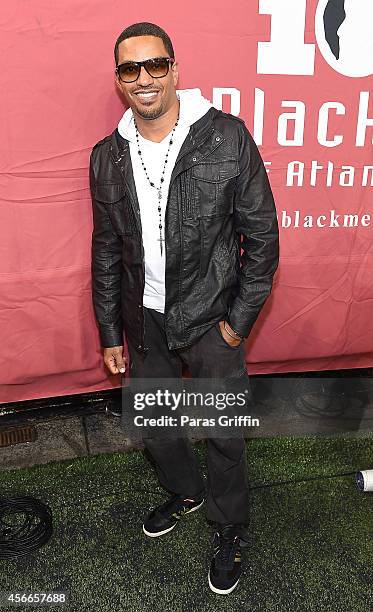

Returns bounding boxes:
[161,495,194,519]
[214,524,240,565]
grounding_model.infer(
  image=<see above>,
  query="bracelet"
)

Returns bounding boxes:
[223,321,244,341]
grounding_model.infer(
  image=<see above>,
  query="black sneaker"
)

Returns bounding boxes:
[143,494,205,537]
[208,523,250,594]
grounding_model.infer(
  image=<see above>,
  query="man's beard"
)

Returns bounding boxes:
[135,102,164,120]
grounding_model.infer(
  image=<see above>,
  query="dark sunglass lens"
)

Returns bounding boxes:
[145,58,169,78]
[118,63,140,82]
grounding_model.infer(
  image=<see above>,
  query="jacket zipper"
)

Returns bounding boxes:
[162,129,225,344]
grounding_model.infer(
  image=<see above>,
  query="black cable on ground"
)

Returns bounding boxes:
[248,470,357,490]
[0,496,53,559]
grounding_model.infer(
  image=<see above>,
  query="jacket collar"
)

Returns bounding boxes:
[110,107,223,174]
[109,106,224,219]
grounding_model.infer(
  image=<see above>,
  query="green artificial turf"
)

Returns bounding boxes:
[0,435,372,612]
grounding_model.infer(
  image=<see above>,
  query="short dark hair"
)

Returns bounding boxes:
[114,22,175,66]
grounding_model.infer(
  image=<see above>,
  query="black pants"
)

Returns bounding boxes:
[127,307,250,525]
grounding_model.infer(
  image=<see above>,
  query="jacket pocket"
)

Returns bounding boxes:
[191,159,239,218]
[94,183,135,236]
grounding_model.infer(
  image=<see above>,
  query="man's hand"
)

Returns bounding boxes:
[103,346,127,374]
[218,320,243,348]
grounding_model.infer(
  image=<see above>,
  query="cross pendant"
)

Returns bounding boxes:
[157,234,165,256]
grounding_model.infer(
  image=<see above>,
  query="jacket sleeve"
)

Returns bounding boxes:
[226,124,279,339]
[90,149,124,348]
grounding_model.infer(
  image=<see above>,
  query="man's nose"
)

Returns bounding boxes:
[136,65,154,87]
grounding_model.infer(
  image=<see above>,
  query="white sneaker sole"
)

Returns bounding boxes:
[208,570,240,594]
[142,499,205,538]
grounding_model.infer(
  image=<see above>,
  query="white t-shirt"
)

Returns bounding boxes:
[129,126,189,313]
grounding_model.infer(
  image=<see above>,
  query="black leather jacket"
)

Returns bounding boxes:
[90,107,279,354]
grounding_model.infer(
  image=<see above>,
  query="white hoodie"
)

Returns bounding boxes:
[117,89,213,313]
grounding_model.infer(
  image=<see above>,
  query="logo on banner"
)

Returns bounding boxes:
[316,0,373,77]
[257,0,373,77]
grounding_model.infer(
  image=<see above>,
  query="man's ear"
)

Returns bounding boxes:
[172,61,179,87]
[115,75,123,93]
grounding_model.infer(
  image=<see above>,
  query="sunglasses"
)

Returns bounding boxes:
[116,56,175,83]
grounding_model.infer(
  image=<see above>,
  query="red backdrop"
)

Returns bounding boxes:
[1,0,372,403]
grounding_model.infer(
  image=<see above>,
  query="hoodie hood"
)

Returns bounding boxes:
[117,88,213,143]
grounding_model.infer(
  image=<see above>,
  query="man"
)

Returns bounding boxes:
[90,22,279,595]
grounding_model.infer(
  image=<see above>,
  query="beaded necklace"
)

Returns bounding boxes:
[134,114,180,256]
